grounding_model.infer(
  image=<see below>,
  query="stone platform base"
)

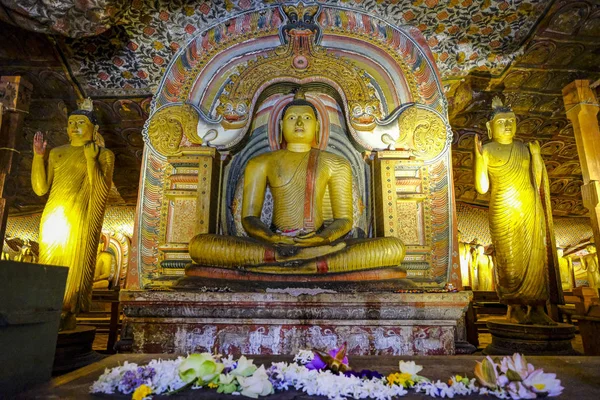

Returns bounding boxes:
[184,266,407,282]
[484,319,578,355]
[119,290,470,356]
[53,326,105,375]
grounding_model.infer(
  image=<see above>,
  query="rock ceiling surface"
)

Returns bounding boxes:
[0,0,598,218]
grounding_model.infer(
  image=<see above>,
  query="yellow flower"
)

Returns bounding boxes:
[132,384,152,400]
[153,41,164,51]
[207,382,219,389]
[387,372,415,388]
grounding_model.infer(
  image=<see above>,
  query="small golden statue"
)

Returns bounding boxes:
[474,97,556,325]
[92,236,116,290]
[188,94,405,275]
[580,245,600,289]
[32,98,114,331]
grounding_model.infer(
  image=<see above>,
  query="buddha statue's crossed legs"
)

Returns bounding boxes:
[189,234,405,274]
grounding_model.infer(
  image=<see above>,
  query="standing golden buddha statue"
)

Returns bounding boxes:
[557,248,574,291]
[474,97,556,325]
[475,244,494,291]
[188,95,405,275]
[31,98,114,331]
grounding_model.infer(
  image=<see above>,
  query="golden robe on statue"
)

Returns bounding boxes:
[38,145,114,317]
[487,142,548,304]
[33,105,114,330]
[474,97,557,325]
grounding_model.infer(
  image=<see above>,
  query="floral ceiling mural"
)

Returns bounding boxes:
[3,0,550,96]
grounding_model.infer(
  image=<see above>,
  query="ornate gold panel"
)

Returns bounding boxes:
[158,148,219,275]
[374,152,432,279]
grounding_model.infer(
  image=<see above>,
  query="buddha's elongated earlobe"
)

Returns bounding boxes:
[278,120,283,144]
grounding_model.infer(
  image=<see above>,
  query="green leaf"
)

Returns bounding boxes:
[506,369,522,382]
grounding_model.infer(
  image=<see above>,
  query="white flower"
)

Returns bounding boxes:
[448,376,478,396]
[293,349,314,365]
[236,365,273,398]
[231,355,258,377]
[500,354,535,381]
[522,369,564,397]
[221,354,236,369]
[90,362,138,394]
[434,380,455,398]
[219,373,236,385]
[399,360,423,378]
[147,357,187,394]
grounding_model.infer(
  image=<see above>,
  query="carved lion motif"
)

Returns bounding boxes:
[147,104,200,156]
[398,106,446,159]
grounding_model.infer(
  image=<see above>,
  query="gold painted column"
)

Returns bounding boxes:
[0,76,32,242]
[562,80,600,248]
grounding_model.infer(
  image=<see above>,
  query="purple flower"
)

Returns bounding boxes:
[119,366,156,393]
[266,365,289,391]
[306,348,349,371]
[120,370,143,392]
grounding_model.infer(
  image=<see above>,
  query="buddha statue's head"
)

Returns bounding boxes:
[68,98,99,146]
[486,96,516,144]
[280,98,320,150]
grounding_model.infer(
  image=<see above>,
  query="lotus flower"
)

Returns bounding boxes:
[506,381,537,399]
[178,353,224,385]
[474,356,499,390]
[399,360,424,379]
[237,365,274,398]
[523,369,564,397]
[500,353,535,381]
[230,355,258,377]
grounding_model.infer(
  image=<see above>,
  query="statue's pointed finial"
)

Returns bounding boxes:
[294,88,307,101]
[490,95,512,118]
[77,97,94,112]
[491,96,504,110]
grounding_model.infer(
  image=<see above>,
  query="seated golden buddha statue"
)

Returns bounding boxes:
[92,242,116,290]
[188,96,405,276]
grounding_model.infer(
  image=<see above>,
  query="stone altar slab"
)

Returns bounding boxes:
[119,290,470,356]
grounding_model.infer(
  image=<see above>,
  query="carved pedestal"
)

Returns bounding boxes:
[119,290,470,356]
[53,326,105,375]
[484,319,577,356]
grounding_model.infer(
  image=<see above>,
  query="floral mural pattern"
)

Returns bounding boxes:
[52,0,550,96]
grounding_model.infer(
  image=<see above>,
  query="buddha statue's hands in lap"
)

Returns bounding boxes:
[188,98,405,274]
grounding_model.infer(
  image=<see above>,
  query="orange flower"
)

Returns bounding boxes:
[404,11,416,21]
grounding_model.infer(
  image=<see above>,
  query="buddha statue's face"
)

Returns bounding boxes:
[67,114,96,144]
[487,111,516,144]
[281,105,319,146]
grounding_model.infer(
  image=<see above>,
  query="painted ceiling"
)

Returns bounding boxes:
[0,0,598,218]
